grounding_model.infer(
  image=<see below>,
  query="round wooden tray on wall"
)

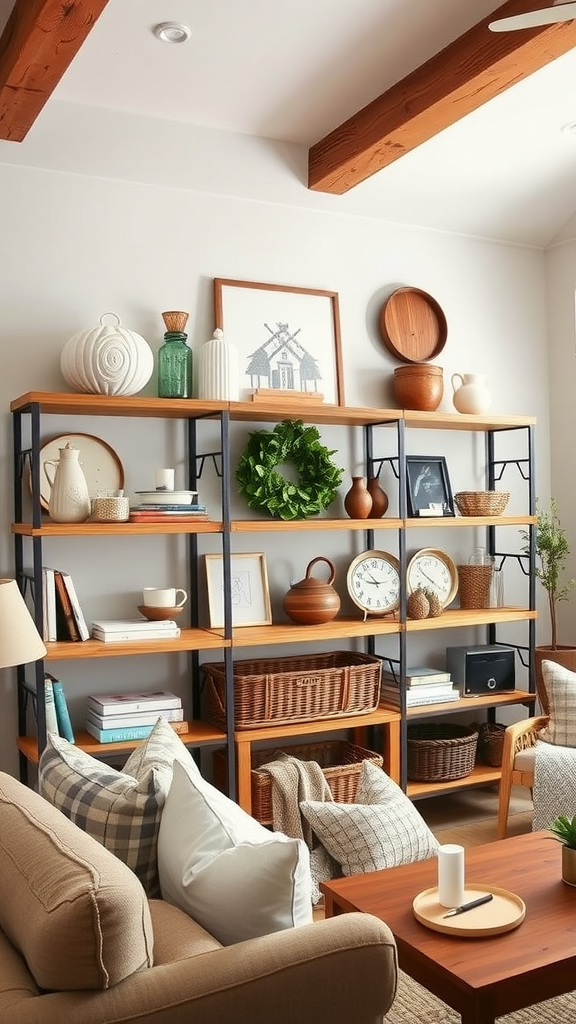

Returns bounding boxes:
[379,287,448,363]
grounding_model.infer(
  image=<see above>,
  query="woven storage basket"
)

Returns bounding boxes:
[454,491,510,516]
[476,721,506,767]
[213,740,383,825]
[407,723,478,782]
[204,651,382,730]
[457,564,493,609]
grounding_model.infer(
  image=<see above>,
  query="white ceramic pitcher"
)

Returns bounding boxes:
[451,372,491,415]
[43,442,91,522]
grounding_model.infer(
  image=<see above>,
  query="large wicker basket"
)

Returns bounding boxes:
[213,740,383,825]
[407,723,478,781]
[454,491,510,516]
[203,651,382,730]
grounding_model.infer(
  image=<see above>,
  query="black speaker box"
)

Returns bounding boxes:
[445,645,515,697]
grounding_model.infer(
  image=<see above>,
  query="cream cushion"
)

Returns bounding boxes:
[538,660,576,747]
[0,771,153,991]
[158,760,313,945]
[38,717,197,896]
[300,761,438,876]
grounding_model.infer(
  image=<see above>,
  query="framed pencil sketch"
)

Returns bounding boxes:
[204,552,272,627]
[405,455,455,517]
[213,278,345,405]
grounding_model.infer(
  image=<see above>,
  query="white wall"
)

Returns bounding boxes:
[0,107,551,777]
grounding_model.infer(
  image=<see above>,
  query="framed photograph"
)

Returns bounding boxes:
[204,552,272,627]
[213,278,345,405]
[405,456,455,517]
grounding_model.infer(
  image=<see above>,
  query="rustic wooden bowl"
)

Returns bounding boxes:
[393,364,443,411]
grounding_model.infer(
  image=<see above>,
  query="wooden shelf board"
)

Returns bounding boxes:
[12,521,223,536]
[205,616,402,647]
[387,689,534,718]
[43,629,229,659]
[233,706,401,744]
[229,402,401,426]
[403,411,536,431]
[407,763,503,799]
[231,517,402,532]
[406,515,535,529]
[17,721,226,764]
[406,607,536,631]
[10,392,227,419]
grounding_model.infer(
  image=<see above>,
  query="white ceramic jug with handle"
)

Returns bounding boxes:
[43,443,91,522]
[451,373,491,415]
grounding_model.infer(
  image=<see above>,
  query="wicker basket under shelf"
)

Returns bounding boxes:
[203,651,382,730]
[454,491,510,516]
[476,721,506,767]
[407,723,478,782]
[213,740,383,825]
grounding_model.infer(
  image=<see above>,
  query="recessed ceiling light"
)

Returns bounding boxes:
[153,22,191,44]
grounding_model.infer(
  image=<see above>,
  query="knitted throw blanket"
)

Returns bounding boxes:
[533,740,576,831]
[258,752,333,849]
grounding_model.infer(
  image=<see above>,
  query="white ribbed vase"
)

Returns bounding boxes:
[197,329,239,400]
[61,312,154,396]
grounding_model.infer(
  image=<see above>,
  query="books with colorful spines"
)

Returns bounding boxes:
[85,706,184,730]
[130,503,207,512]
[87,690,182,716]
[85,719,189,743]
[44,676,60,736]
[54,571,81,641]
[47,674,75,741]
[381,666,452,686]
[59,571,90,640]
[128,512,210,523]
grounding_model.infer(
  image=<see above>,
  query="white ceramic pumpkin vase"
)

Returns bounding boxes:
[60,312,154,396]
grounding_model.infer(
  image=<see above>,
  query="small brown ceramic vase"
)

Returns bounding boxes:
[367,476,389,518]
[344,476,373,519]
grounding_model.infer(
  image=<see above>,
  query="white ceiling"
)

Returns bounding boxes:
[3,0,576,247]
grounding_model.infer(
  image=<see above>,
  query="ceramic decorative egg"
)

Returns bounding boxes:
[60,312,154,396]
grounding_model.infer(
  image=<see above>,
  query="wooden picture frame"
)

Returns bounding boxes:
[204,552,272,627]
[213,278,345,405]
[406,455,455,517]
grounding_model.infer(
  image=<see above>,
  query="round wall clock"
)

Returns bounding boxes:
[346,550,401,618]
[407,547,458,609]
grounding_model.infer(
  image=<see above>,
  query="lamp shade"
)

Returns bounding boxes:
[0,579,47,668]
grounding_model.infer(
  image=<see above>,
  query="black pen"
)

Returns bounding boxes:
[443,894,494,918]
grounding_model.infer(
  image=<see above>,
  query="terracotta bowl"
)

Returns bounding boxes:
[393,363,443,411]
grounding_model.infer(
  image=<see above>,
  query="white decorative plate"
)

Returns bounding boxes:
[134,490,197,504]
[35,433,125,510]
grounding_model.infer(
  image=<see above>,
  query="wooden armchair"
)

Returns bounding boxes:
[497,715,549,839]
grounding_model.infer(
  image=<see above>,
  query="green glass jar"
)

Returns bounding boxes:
[157,329,192,398]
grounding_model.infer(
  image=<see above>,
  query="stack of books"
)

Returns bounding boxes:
[380,666,460,708]
[129,501,209,524]
[44,673,75,741]
[85,690,187,743]
[23,566,90,642]
[91,619,181,642]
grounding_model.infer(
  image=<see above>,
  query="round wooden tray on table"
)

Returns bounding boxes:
[413,884,526,937]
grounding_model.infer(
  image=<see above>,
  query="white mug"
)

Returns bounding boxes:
[142,587,187,609]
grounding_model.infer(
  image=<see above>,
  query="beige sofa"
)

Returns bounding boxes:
[0,771,397,1024]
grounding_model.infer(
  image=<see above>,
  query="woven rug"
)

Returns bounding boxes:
[388,970,576,1023]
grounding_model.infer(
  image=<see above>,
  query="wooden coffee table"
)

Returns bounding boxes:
[321,831,576,1024]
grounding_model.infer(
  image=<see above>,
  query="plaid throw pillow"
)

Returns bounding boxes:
[539,660,576,747]
[38,718,194,896]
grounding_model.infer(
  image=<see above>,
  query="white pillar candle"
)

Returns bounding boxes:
[155,468,175,491]
[437,843,465,908]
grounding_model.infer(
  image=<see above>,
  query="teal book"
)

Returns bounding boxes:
[44,677,60,736]
[84,720,155,744]
[49,675,75,742]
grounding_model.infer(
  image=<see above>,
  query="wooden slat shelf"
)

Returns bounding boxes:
[42,629,229,659]
[17,720,226,765]
[12,521,223,537]
[231,517,403,532]
[378,689,534,719]
[407,763,504,800]
[405,607,536,631]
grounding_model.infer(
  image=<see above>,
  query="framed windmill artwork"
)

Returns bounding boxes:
[213,278,345,405]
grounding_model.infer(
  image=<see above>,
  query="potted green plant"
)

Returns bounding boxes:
[521,498,576,710]
[549,814,576,886]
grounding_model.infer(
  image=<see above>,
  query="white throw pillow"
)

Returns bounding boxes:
[539,660,576,747]
[300,761,438,876]
[158,759,313,945]
[39,717,196,896]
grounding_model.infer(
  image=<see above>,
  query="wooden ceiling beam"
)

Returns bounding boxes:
[308,0,576,194]
[0,0,111,142]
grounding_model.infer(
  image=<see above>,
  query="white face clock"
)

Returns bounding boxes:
[346,550,401,617]
[406,547,458,608]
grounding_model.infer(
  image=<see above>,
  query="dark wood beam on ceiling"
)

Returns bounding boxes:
[308,0,576,194]
[0,0,111,142]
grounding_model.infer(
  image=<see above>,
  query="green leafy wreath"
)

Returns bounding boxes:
[236,419,344,520]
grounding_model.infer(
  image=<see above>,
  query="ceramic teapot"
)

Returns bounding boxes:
[283,556,341,625]
[43,442,91,522]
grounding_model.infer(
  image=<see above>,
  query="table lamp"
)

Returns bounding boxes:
[0,578,47,668]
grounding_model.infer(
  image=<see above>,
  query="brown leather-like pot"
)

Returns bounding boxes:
[283,556,341,625]
[393,363,443,411]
